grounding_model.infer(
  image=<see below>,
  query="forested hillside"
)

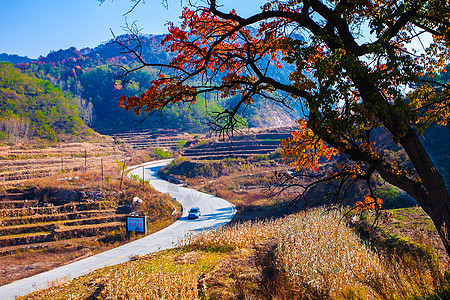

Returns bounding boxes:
[1,35,297,134]
[0,62,92,142]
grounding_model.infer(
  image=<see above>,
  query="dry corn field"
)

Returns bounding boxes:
[23,207,450,300]
[182,208,446,299]
[22,250,222,300]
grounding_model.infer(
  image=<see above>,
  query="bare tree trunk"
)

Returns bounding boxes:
[349,72,450,257]
[401,130,450,256]
[378,129,450,256]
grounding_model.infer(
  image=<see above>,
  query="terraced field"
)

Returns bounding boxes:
[108,129,196,150]
[0,188,123,253]
[0,187,129,286]
[182,127,294,160]
[0,142,124,186]
[107,126,295,160]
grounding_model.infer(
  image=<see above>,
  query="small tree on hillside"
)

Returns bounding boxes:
[115,0,450,256]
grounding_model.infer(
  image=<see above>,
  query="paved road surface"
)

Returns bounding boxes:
[0,160,235,299]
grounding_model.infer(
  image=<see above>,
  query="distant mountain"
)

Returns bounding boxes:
[0,34,297,134]
[0,53,35,64]
[0,62,92,142]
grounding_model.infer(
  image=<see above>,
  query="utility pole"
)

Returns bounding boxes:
[119,158,126,190]
[84,149,87,172]
[142,166,145,189]
[101,158,104,188]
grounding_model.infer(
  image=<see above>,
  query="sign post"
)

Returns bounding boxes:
[126,216,147,234]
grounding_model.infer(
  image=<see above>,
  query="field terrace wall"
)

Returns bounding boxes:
[106,128,195,150]
[182,126,294,160]
[0,188,123,252]
[0,143,124,185]
[106,127,295,159]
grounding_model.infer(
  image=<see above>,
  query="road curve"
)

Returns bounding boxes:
[0,160,236,299]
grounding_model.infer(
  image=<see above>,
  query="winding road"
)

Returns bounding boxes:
[0,160,236,299]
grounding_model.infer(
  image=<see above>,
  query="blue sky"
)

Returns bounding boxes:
[0,0,264,59]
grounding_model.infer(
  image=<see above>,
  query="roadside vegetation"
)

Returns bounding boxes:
[22,207,450,299]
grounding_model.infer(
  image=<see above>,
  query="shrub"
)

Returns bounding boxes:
[154,148,172,159]
[177,140,187,149]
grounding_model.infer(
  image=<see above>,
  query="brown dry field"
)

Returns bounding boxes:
[377,207,450,266]
[0,237,113,286]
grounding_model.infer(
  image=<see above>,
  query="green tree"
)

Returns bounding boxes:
[117,0,450,256]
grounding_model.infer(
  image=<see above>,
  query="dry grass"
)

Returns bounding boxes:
[181,207,449,300]
[379,207,449,266]
[275,210,445,299]
[0,238,102,286]
[0,141,123,186]
[21,249,223,300]
[19,207,450,299]
[276,210,383,299]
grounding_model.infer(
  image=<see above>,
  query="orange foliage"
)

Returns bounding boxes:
[281,119,338,171]
[118,5,290,114]
[354,196,383,212]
